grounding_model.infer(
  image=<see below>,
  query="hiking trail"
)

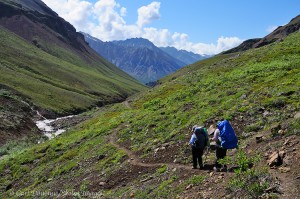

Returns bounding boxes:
[108,130,193,170]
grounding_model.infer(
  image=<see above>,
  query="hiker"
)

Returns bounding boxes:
[189,125,209,169]
[213,120,238,171]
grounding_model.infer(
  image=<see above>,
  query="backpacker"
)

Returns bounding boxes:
[217,120,238,149]
[193,127,208,149]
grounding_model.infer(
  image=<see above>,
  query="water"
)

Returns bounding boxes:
[35,115,74,140]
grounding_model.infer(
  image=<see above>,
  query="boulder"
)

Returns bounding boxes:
[268,151,283,167]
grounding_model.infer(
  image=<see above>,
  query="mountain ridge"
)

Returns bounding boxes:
[82,33,187,83]
[223,14,300,54]
[160,46,209,65]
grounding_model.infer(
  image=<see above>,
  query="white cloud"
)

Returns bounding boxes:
[137,2,161,27]
[266,25,278,33]
[43,0,92,31]
[42,0,243,55]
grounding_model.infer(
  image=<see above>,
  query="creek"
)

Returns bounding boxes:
[35,115,74,140]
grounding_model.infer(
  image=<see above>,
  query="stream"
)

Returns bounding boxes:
[35,115,74,140]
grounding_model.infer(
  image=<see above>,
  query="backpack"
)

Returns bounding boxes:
[217,120,238,149]
[193,127,208,149]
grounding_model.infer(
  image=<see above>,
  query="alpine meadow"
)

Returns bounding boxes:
[0,0,299,199]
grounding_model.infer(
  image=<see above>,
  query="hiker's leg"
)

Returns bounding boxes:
[220,148,227,169]
[198,148,204,168]
[192,148,197,168]
[216,146,226,168]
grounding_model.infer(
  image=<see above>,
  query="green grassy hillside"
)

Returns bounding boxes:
[0,28,146,115]
[0,32,299,198]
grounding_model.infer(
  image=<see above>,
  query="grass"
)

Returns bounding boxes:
[0,31,299,198]
[0,27,146,115]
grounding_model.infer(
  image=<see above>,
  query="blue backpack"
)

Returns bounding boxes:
[217,120,238,149]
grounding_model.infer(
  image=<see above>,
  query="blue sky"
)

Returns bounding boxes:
[43,0,299,55]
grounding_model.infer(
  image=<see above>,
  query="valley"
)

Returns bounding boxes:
[0,0,299,198]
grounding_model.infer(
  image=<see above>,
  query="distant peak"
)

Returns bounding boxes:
[113,38,156,48]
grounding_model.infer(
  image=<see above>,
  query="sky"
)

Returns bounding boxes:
[42,0,299,55]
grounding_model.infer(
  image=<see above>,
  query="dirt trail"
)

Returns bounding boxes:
[111,100,199,170]
[108,131,193,170]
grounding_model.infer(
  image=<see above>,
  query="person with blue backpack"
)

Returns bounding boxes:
[213,120,238,171]
[189,125,210,169]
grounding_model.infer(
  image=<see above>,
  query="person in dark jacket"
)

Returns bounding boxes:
[189,125,209,169]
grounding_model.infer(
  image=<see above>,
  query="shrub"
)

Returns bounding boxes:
[220,150,272,198]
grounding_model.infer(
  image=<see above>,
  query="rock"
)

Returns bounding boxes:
[173,159,177,163]
[130,192,135,198]
[268,152,282,167]
[279,167,290,173]
[209,172,214,177]
[172,168,177,172]
[278,130,285,135]
[208,187,212,191]
[240,94,247,99]
[265,185,282,194]
[263,111,270,117]
[154,148,160,153]
[162,143,170,148]
[294,112,300,119]
[99,182,106,186]
[270,124,281,134]
[186,184,193,190]
[161,146,166,150]
[278,151,285,159]
[255,135,264,143]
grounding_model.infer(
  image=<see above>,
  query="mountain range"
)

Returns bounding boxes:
[1,7,299,198]
[82,33,206,83]
[160,46,209,65]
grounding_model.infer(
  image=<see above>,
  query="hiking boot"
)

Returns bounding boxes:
[192,166,197,169]
[199,166,204,170]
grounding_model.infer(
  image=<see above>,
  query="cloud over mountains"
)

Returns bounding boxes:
[43,0,243,55]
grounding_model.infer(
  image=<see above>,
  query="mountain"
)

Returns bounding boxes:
[160,46,209,65]
[223,14,300,54]
[0,0,146,144]
[1,18,299,198]
[82,33,186,83]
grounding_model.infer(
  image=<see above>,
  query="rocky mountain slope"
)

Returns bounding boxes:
[0,0,146,144]
[160,46,209,65]
[83,33,186,84]
[223,14,300,54]
[0,13,299,198]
